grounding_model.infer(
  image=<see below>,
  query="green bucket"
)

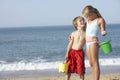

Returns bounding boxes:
[100,40,112,54]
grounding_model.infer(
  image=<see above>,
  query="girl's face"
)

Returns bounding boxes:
[84,13,97,21]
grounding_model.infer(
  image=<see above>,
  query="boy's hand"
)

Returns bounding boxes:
[101,31,107,36]
[65,53,68,60]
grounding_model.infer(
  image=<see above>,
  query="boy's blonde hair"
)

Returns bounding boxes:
[73,16,85,30]
[82,5,102,18]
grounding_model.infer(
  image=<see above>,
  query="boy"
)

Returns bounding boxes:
[65,16,86,80]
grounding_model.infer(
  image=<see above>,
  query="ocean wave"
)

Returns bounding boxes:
[0,58,120,71]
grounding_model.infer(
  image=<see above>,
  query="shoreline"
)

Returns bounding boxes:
[0,66,120,79]
[0,73,120,80]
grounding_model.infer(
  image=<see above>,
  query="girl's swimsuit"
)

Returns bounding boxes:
[86,20,100,47]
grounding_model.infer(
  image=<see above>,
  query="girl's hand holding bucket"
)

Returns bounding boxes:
[101,31,107,36]
[100,40,112,54]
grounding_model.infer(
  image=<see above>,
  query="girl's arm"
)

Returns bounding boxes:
[65,33,74,59]
[99,18,107,36]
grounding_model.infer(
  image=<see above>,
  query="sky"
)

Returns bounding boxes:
[0,0,120,28]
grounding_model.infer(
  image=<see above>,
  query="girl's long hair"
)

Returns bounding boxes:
[82,5,102,18]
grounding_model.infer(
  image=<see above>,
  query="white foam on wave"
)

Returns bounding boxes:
[0,62,59,71]
[0,58,120,71]
[85,58,120,67]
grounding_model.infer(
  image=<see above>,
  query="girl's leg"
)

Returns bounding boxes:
[89,43,100,80]
[86,46,93,78]
[65,73,71,80]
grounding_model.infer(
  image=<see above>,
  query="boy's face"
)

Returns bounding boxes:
[76,19,85,28]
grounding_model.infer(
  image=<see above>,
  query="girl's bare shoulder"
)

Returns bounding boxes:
[98,17,105,23]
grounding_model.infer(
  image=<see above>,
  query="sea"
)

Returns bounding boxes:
[0,24,120,72]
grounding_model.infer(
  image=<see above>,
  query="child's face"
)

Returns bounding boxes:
[76,19,85,28]
[85,13,96,21]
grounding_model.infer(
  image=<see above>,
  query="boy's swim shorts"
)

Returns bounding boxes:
[67,49,85,75]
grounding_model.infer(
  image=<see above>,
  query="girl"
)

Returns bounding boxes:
[82,5,107,80]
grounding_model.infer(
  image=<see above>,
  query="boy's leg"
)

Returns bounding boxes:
[76,50,85,80]
[79,74,84,80]
[65,73,71,80]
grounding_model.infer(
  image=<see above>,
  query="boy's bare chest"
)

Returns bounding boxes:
[74,34,84,41]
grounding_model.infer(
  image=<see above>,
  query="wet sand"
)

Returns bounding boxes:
[0,66,120,80]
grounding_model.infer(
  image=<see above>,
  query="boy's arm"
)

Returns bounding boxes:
[65,33,74,59]
[99,18,107,36]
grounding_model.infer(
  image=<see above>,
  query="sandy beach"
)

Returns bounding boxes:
[0,66,120,80]
[0,73,120,80]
